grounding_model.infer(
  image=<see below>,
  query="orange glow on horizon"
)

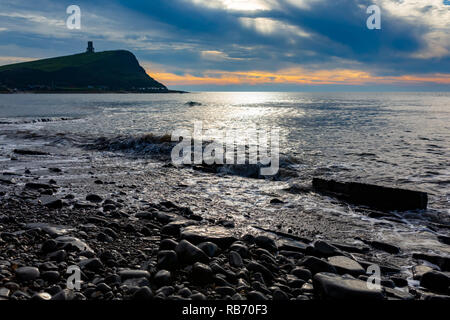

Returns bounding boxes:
[146,67,450,86]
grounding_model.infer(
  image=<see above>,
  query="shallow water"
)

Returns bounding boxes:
[0,92,449,259]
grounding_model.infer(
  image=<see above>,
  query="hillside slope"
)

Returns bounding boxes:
[0,50,169,92]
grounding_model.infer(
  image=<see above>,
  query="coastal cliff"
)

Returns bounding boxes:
[0,50,177,93]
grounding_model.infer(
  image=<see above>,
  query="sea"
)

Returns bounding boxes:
[0,92,449,259]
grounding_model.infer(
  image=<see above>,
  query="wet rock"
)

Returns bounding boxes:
[31,292,52,301]
[157,250,178,270]
[198,242,220,258]
[27,223,73,238]
[0,287,10,298]
[41,271,60,282]
[437,235,450,245]
[132,286,154,300]
[313,240,341,257]
[255,235,277,252]
[247,291,267,300]
[55,236,94,253]
[328,256,365,276]
[299,256,337,275]
[230,242,249,258]
[312,178,428,211]
[41,239,58,253]
[154,270,171,287]
[15,266,40,281]
[25,182,55,190]
[118,270,151,280]
[390,276,408,288]
[39,196,63,209]
[191,292,207,300]
[216,286,236,296]
[421,293,450,301]
[369,241,400,254]
[96,283,112,293]
[273,289,289,300]
[413,265,434,280]
[291,267,312,282]
[270,198,284,204]
[74,201,96,209]
[384,287,414,300]
[123,277,150,288]
[47,249,67,262]
[180,225,237,249]
[247,261,273,280]
[178,287,192,298]
[14,149,49,155]
[331,242,370,254]
[286,275,305,289]
[0,175,15,185]
[277,239,308,253]
[78,258,103,271]
[191,262,213,285]
[412,253,450,271]
[103,204,116,212]
[313,272,384,300]
[159,239,178,251]
[420,271,450,294]
[229,251,243,267]
[51,289,76,301]
[86,194,103,203]
[97,232,113,243]
[175,240,209,264]
[123,223,136,233]
[279,250,304,259]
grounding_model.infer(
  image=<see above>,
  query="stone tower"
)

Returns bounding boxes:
[86,41,94,53]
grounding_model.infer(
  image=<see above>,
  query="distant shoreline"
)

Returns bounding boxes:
[0,90,188,94]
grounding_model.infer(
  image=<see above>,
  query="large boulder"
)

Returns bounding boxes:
[328,256,365,276]
[313,272,384,300]
[420,271,450,294]
[180,225,237,249]
[175,240,209,264]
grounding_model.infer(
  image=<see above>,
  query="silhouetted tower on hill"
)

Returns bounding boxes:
[86,41,94,53]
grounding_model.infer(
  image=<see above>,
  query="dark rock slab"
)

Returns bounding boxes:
[25,223,73,237]
[15,266,40,281]
[118,270,151,280]
[54,236,93,253]
[191,262,213,285]
[25,182,56,190]
[369,241,400,254]
[175,240,209,264]
[413,253,450,271]
[277,239,308,253]
[157,250,178,270]
[299,256,336,275]
[14,149,49,156]
[38,196,63,209]
[420,271,450,294]
[313,272,384,300]
[328,256,365,276]
[312,178,428,211]
[313,240,341,257]
[86,194,103,203]
[180,225,237,248]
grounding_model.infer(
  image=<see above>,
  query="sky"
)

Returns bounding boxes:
[0,0,449,91]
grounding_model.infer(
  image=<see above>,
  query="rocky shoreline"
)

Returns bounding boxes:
[1,167,450,301]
